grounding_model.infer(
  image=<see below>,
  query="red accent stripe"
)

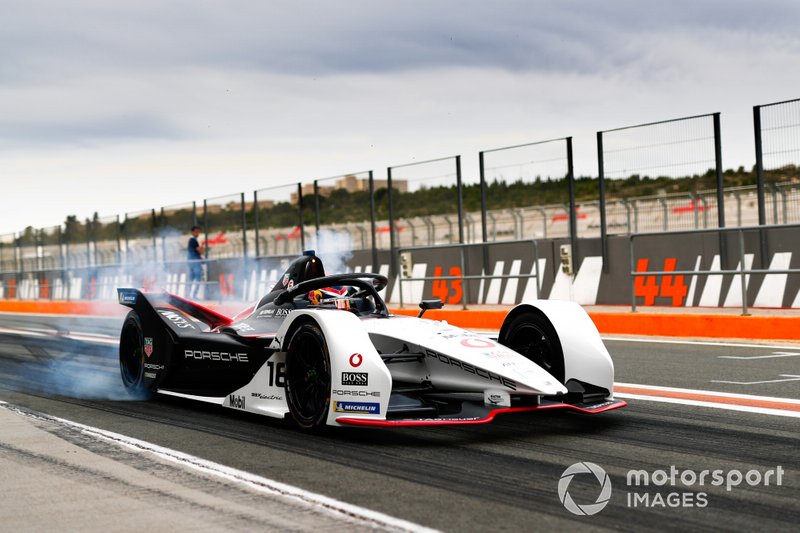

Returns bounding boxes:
[168,293,233,328]
[336,400,627,427]
[231,304,257,323]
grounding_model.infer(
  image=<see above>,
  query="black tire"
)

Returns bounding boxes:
[119,311,146,393]
[499,311,565,384]
[285,322,331,430]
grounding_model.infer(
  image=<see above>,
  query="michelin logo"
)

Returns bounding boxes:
[117,289,138,305]
[334,401,380,414]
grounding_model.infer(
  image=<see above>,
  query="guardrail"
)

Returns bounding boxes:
[629,223,800,315]
[396,240,542,310]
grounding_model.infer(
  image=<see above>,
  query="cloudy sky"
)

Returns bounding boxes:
[2,0,799,235]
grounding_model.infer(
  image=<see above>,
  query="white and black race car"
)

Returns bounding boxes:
[117,251,625,430]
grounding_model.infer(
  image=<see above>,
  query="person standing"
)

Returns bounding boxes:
[187,225,205,298]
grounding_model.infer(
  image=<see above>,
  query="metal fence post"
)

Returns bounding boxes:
[313,180,321,239]
[456,155,464,244]
[387,166,397,283]
[753,105,766,226]
[566,137,578,268]
[253,191,260,258]
[479,150,488,244]
[368,170,378,270]
[714,113,728,271]
[297,183,305,252]
[115,214,121,265]
[597,131,609,272]
[240,192,248,259]
[202,201,209,259]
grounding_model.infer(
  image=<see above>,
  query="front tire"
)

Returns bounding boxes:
[119,311,146,393]
[285,322,331,430]
[499,310,565,384]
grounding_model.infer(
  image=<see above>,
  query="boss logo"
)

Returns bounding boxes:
[341,372,368,386]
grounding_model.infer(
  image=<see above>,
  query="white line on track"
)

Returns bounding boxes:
[0,400,436,533]
[615,382,800,403]
[720,352,800,359]
[710,375,800,385]
[614,392,800,418]
[603,336,800,350]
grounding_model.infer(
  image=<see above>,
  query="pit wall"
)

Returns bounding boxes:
[1,227,799,309]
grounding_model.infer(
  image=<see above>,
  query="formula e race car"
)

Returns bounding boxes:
[117,251,625,430]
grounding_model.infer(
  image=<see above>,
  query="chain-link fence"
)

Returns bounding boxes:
[387,156,462,249]
[480,138,574,242]
[254,183,305,257]
[755,98,800,225]
[4,99,800,301]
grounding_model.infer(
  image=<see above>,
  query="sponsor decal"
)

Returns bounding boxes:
[332,390,380,397]
[184,350,249,363]
[484,390,511,407]
[349,353,363,368]
[585,400,618,410]
[250,393,284,401]
[425,349,517,390]
[159,310,196,329]
[144,363,164,370]
[117,290,137,305]
[334,401,380,414]
[341,372,368,386]
[481,349,517,360]
[231,322,255,332]
[257,308,290,319]
[144,372,157,379]
[229,394,246,409]
[144,337,153,357]
[460,337,496,349]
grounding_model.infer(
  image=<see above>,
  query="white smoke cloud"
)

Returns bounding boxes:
[311,229,354,276]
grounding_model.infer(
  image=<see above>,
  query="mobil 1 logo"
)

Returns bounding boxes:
[341,372,368,386]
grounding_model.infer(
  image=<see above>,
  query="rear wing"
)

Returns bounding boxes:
[117,288,232,330]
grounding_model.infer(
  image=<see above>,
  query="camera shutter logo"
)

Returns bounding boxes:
[558,462,612,516]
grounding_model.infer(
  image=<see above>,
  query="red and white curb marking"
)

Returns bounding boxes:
[614,382,800,418]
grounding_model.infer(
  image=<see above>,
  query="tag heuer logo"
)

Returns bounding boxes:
[144,337,154,357]
[341,372,368,386]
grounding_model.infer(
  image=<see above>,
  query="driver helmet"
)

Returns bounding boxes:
[308,286,353,309]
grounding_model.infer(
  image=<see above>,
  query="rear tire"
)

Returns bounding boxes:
[119,311,146,393]
[285,323,331,430]
[499,310,565,384]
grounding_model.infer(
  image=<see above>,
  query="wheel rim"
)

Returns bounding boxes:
[287,329,330,427]
[506,323,555,372]
[119,321,144,389]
